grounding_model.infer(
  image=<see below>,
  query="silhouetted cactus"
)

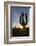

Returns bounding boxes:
[19,12,28,28]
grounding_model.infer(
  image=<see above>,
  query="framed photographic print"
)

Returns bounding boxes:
[4,2,35,44]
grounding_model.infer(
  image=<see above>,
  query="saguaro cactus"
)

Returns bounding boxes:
[19,12,28,28]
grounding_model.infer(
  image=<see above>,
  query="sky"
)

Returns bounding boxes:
[10,7,32,28]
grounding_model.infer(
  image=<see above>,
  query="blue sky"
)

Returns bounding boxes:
[10,7,32,28]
